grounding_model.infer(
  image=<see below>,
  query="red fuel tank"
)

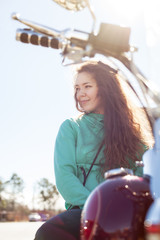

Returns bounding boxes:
[81,168,153,240]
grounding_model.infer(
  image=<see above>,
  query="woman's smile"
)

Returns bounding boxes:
[79,100,89,106]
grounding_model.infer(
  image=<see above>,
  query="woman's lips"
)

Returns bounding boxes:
[79,100,89,107]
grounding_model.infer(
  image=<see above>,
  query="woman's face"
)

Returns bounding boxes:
[74,72,104,114]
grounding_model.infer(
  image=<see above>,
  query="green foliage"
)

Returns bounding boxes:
[6,173,24,194]
[37,178,59,210]
[5,173,24,210]
[0,178,7,210]
[0,174,59,213]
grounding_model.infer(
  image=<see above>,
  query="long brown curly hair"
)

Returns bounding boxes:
[74,60,152,172]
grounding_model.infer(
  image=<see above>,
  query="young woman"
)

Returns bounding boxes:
[34,60,151,240]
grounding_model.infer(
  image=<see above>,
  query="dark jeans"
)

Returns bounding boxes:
[34,209,82,240]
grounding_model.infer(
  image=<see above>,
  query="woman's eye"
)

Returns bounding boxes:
[85,85,91,88]
[75,87,80,92]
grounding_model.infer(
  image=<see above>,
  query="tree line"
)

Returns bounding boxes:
[0,173,60,217]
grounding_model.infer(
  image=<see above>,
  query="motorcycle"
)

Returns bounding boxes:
[12,0,160,239]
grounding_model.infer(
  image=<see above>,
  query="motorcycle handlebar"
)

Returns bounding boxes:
[15,22,131,57]
[16,29,63,49]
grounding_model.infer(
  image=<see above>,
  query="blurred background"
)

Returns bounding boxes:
[0,0,160,221]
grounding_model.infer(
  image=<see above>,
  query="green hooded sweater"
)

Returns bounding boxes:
[54,113,143,210]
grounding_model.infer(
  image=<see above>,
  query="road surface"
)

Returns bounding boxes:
[0,222,43,240]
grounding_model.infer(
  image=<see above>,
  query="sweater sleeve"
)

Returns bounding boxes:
[54,119,90,207]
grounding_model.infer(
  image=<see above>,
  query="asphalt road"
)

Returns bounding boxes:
[0,222,44,240]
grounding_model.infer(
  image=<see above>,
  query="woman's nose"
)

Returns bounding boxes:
[78,89,86,97]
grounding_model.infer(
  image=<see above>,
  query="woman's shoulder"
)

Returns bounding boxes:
[61,114,85,126]
[55,114,85,140]
[61,113,104,129]
[58,114,85,131]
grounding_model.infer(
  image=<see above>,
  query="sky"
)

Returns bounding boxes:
[1,0,160,210]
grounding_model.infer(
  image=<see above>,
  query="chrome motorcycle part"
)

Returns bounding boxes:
[144,198,160,240]
[11,13,65,38]
[52,0,87,11]
[52,0,96,32]
[104,168,133,179]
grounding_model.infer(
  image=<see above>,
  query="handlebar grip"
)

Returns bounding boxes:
[16,29,60,49]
